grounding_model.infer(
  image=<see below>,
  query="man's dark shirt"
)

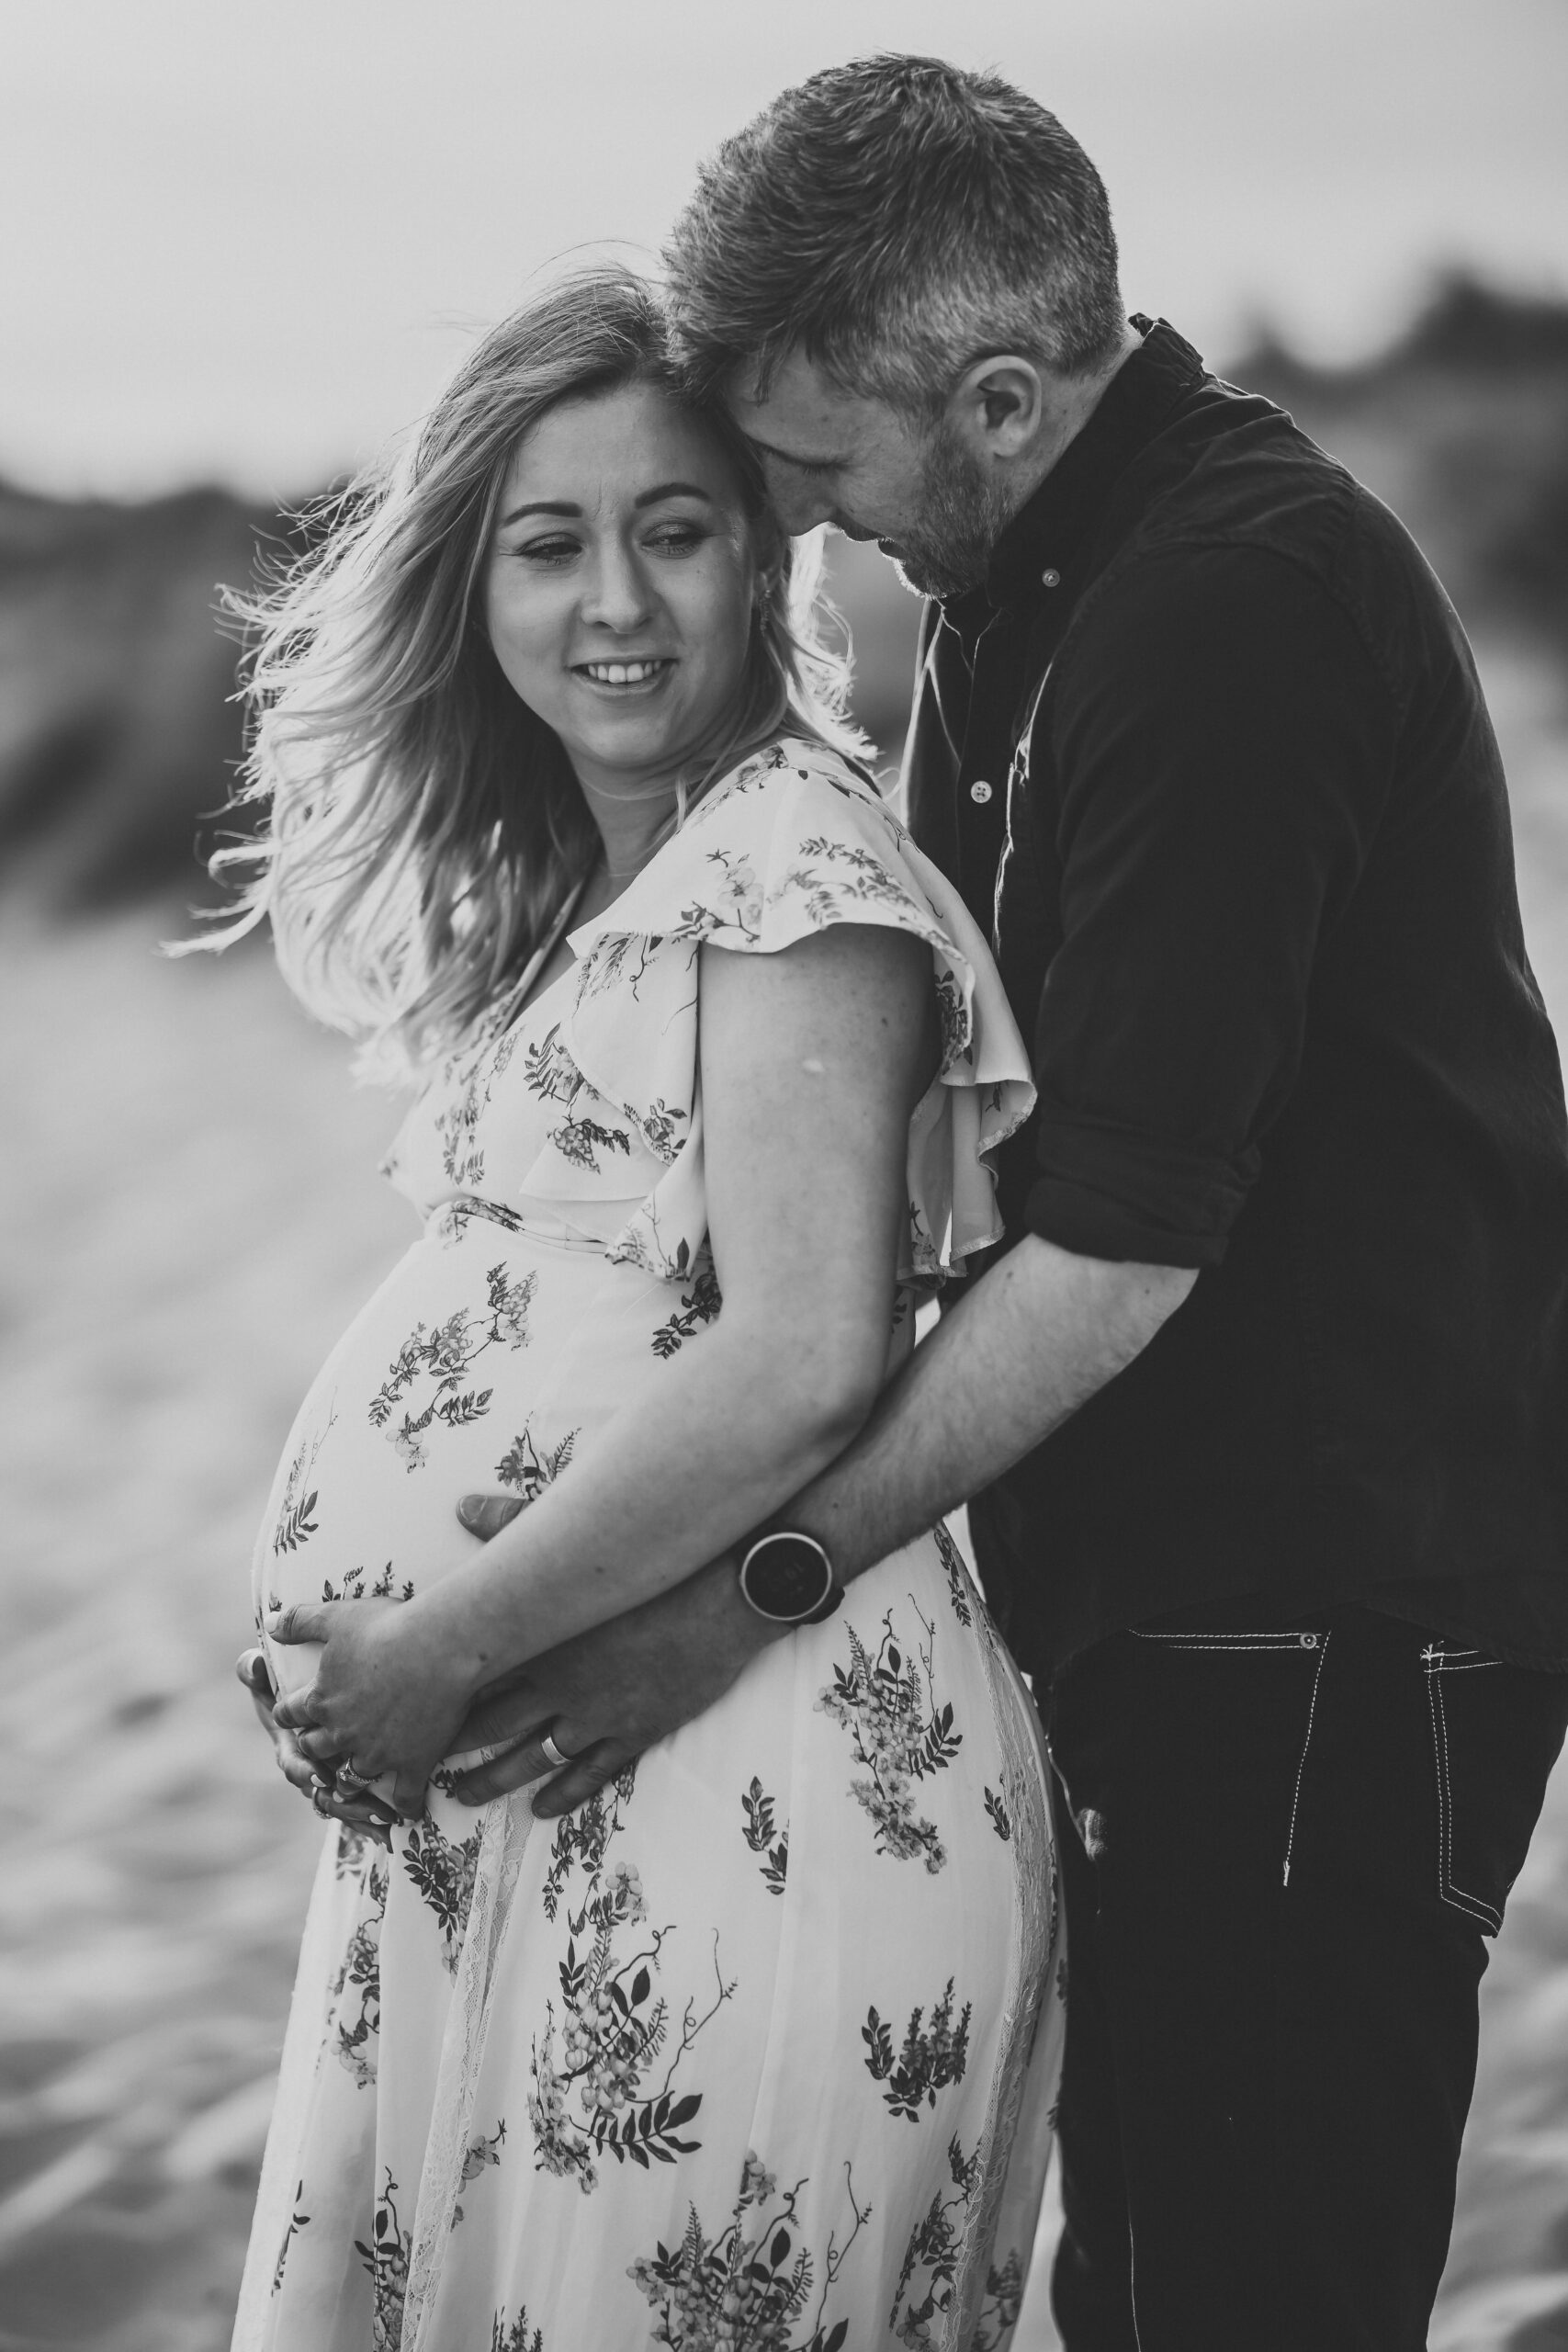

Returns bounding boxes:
[906,318,1568,1678]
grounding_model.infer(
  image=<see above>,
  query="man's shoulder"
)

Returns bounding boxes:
[1068,400,1450,711]
[1118,387,1439,623]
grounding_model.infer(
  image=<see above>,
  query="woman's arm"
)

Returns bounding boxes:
[272,921,937,1801]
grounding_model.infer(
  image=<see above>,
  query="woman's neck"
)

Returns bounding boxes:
[573,771,682,913]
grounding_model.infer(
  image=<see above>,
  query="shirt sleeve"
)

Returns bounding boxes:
[1024,542,1399,1267]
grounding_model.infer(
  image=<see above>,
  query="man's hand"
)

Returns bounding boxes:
[238,1496,780,1828]
[443,1494,781,1815]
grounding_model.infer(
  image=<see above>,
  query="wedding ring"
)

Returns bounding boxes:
[312,1786,333,1818]
[335,1762,373,1794]
[539,1730,575,1770]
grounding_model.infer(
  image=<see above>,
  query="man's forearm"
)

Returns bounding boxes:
[785,1234,1196,1580]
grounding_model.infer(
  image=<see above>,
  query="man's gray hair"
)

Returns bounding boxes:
[665,53,1125,417]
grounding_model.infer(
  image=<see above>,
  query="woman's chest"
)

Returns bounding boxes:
[385,969,665,1221]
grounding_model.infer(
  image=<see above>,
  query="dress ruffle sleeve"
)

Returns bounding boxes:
[515,737,1035,1286]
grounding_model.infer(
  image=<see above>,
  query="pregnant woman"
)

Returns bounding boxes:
[226,268,1061,2351]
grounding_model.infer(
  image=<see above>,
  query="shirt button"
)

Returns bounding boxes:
[969,779,994,805]
[1041,567,1061,588]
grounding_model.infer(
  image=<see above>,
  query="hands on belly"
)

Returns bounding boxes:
[245,1485,783,1826]
[269,1593,477,1818]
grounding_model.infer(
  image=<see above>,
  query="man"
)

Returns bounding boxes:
[259,53,1568,2348]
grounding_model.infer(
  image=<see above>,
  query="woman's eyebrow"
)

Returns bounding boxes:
[498,499,580,526]
[497,482,714,528]
[633,481,715,508]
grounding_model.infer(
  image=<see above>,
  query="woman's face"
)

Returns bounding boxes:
[484,380,761,797]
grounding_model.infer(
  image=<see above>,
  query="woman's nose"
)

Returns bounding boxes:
[580,541,654,631]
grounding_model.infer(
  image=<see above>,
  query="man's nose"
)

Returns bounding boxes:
[581,540,654,629]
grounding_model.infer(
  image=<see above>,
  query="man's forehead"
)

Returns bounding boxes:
[724,350,878,458]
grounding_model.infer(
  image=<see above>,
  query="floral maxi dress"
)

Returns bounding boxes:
[235,740,1065,2352]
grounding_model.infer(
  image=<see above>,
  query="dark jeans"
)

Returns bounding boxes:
[1042,1604,1568,2351]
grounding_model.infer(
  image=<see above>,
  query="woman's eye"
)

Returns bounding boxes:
[513,537,579,565]
[645,524,707,556]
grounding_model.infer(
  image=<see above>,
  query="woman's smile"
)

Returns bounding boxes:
[570,655,677,693]
[485,380,755,798]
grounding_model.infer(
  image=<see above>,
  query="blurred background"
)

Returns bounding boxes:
[1,3,1565,2346]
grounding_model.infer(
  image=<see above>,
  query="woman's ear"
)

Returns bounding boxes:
[750,505,787,587]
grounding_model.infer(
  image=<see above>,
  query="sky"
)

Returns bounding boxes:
[2,0,1564,499]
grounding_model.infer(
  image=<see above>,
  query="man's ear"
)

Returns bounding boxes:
[945,355,1049,466]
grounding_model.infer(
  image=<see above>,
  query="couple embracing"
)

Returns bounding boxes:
[229,54,1568,2352]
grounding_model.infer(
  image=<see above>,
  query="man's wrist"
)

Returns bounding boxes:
[703,1550,795,1657]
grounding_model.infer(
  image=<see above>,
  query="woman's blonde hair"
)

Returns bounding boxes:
[197,266,861,1075]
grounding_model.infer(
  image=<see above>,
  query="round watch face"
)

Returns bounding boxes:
[740,1533,834,1622]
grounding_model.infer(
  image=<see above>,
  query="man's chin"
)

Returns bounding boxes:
[879,541,977,601]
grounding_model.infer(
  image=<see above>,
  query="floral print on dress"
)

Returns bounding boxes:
[271,2185,309,2294]
[863,1977,973,2120]
[626,2150,864,2352]
[490,2310,545,2352]
[320,1563,414,1603]
[818,1607,963,1872]
[528,1771,728,2193]
[651,1257,722,1358]
[355,2168,412,2351]
[494,1419,578,1503]
[431,1009,525,1192]
[272,1404,336,1555]
[933,1522,973,1626]
[326,1840,387,2086]
[522,1023,637,1172]
[887,2135,986,2347]
[452,2120,506,2228]
[432,1195,527,1247]
[367,1265,535,1470]
[740,1776,789,1895]
[400,1812,482,1975]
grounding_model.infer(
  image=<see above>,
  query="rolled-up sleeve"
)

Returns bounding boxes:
[1025,544,1398,1266]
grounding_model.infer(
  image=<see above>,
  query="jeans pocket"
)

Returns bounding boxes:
[1422,1644,1507,1934]
[1124,1624,1332,1885]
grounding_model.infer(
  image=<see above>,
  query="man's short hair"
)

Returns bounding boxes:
[665,53,1125,416]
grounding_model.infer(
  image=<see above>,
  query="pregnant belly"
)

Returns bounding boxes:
[252,1218,685,1702]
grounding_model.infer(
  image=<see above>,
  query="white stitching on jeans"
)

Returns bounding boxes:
[1424,1656,1504,1931]
[1127,2216,1144,2352]
[1281,1632,1331,1888]
[1130,1631,1322,1651]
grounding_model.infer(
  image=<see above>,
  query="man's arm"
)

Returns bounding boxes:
[769,1233,1192,1578]
[449,1233,1191,1815]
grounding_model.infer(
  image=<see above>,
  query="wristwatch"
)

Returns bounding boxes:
[738,1530,844,1626]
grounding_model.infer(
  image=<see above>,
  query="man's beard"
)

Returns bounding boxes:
[882,419,1014,601]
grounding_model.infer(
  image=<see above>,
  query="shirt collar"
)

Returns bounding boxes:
[962,317,1207,615]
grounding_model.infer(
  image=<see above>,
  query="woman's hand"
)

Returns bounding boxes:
[235,1647,395,1845]
[267,1598,476,1818]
